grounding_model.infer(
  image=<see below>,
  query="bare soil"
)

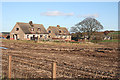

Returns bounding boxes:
[1,40,119,79]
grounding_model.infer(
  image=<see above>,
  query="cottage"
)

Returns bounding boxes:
[47,25,71,41]
[10,21,48,40]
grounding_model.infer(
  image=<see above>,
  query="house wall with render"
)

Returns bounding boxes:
[47,28,56,38]
[56,35,71,41]
[25,34,49,40]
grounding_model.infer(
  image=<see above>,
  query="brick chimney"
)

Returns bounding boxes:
[29,21,33,27]
[57,25,60,27]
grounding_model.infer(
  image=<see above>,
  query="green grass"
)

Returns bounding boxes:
[53,40,61,43]
[91,39,120,43]
[100,39,120,42]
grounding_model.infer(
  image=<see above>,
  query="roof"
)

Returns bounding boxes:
[2,32,10,34]
[48,26,70,35]
[1,32,10,35]
[16,22,48,34]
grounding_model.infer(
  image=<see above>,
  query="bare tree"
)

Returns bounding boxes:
[71,17,103,39]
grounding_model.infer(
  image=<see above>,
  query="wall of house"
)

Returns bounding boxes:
[10,23,25,40]
[47,28,56,38]
[49,33,56,39]
[25,34,49,40]
[66,35,71,41]
[56,35,71,41]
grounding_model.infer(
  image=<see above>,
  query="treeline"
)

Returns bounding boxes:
[71,30,119,41]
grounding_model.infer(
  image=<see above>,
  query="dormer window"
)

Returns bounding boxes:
[31,28,34,31]
[37,28,41,31]
[16,28,19,31]
[59,30,61,33]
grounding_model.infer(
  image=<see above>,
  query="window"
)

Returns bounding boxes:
[64,31,66,33]
[31,28,34,31]
[44,35,47,39]
[40,35,42,38]
[27,35,29,38]
[33,35,35,38]
[48,30,51,33]
[16,28,19,31]
[48,36,51,38]
[64,36,67,39]
[59,30,61,33]
[37,28,41,31]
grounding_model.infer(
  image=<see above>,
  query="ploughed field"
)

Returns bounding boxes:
[1,40,119,78]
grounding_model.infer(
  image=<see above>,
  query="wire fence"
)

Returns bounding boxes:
[1,54,118,79]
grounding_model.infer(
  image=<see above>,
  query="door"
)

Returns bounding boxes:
[14,34,18,40]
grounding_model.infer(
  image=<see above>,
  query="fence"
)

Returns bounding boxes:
[2,54,116,79]
[7,55,56,79]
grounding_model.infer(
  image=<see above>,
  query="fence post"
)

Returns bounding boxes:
[8,55,12,79]
[52,62,56,79]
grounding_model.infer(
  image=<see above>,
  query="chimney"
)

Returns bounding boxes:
[29,21,33,27]
[57,25,60,27]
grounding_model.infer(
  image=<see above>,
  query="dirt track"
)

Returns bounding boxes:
[1,40,119,78]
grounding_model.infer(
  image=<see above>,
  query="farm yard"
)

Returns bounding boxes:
[1,40,119,79]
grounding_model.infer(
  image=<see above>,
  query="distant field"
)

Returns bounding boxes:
[91,39,120,44]
[100,39,120,42]
[108,31,120,39]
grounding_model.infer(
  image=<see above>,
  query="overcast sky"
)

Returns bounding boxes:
[0,1,119,32]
